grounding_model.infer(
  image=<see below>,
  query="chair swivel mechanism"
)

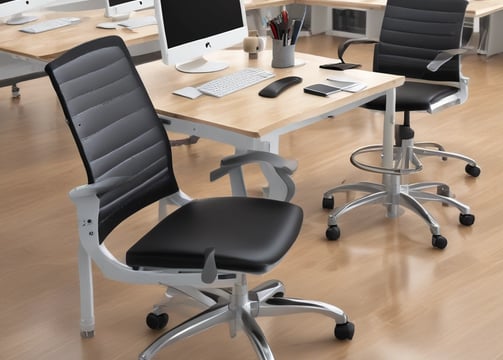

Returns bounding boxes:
[322,0,480,249]
[45,35,354,360]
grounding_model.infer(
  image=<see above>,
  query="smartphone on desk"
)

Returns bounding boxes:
[303,83,341,97]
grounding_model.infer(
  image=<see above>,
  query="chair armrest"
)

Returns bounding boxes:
[427,48,467,72]
[211,151,297,178]
[338,38,378,65]
[209,151,298,202]
[69,177,132,199]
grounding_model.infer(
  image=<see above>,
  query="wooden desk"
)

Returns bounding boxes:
[0,7,159,96]
[296,0,503,18]
[469,0,503,56]
[297,0,503,55]
[0,8,158,61]
[137,50,404,199]
[466,0,503,18]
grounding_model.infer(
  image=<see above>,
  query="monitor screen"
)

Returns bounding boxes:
[154,0,248,73]
[104,0,153,20]
[0,0,55,24]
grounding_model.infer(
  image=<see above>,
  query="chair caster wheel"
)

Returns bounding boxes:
[326,225,341,241]
[432,234,447,249]
[465,164,481,177]
[146,312,169,330]
[322,196,334,209]
[334,321,355,340]
[459,213,475,226]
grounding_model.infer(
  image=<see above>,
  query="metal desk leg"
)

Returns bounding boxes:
[382,87,399,218]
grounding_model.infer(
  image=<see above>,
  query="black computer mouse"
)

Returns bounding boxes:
[259,76,303,98]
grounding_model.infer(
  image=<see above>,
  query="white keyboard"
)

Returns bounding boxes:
[118,16,157,29]
[19,17,80,34]
[198,68,275,97]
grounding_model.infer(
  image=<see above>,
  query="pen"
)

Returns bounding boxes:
[280,19,289,46]
[269,20,279,40]
[281,5,288,25]
[290,19,301,45]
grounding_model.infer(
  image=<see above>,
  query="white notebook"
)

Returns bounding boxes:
[326,76,367,93]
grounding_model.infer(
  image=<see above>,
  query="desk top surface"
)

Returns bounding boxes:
[0,8,158,61]
[138,50,404,139]
[466,0,503,17]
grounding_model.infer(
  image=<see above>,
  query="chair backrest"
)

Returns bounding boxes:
[374,0,468,82]
[45,35,179,243]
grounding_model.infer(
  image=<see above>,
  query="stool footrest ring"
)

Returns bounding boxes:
[350,144,423,176]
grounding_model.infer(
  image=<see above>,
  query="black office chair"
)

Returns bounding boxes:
[322,0,480,249]
[45,35,354,360]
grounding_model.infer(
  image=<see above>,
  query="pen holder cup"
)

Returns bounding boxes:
[271,39,295,68]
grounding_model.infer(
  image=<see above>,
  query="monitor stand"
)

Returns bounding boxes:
[176,57,228,74]
[104,9,131,21]
[5,14,38,25]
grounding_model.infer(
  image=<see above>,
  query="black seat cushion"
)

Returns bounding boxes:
[126,197,303,274]
[363,81,459,112]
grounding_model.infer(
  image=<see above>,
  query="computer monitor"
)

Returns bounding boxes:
[154,0,248,73]
[104,0,152,21]
[0,0,55,24]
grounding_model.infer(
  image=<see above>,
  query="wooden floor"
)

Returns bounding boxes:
[1,35,503,360]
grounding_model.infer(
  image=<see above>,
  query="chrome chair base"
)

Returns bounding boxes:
[139,277,354,360]
[323,137,478,249]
